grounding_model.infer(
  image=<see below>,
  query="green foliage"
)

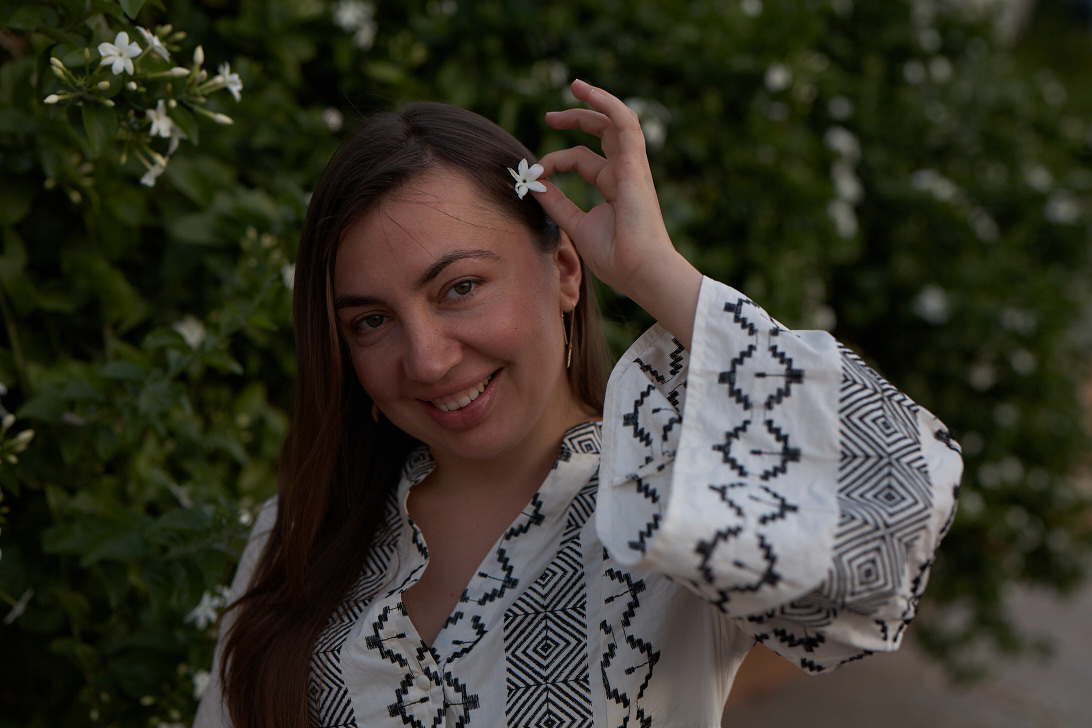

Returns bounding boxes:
[1,0,1090,723]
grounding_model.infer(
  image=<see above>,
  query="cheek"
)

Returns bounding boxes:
[349,349,394,402]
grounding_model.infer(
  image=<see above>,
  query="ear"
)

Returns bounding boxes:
[555,232,582,311]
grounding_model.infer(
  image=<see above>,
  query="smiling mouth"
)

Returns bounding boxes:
[429,372,495,412]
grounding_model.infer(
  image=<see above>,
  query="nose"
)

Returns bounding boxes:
[401,313,462,384]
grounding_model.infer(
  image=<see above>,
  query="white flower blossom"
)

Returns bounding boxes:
[827,95,853,121]
[741,0,763,17]
[353,24,378,49]
[911,168,959,202]
[98,32,142,76]
[1023,164,1053,192]
[824,126,860,162]
[508,158,546,199]
[912,284,950,324]
[334,0,373,30]
[929,56,953,83]
[137,27,170,60]
[146,100,174,138]
[332,0,378,49]
[1044,189,1080,225]
[173,315,206,349]
[3,589,33,625]
[192,670,212,699]
[322,107,344,132]
[185,590,226,630]
[764,63,792,93]
[167,125,187,156]
[826,199,858,238]
[831,162,863,204]
[217,63,243,102]
[141,161,167,188]
[902,59,926,85]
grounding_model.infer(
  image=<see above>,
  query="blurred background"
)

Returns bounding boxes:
[1,0,1090,725]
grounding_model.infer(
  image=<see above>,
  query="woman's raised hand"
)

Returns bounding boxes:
[534,80,703,348]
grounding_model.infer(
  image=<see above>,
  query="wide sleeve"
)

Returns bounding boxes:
[192,497,277,728]
[597,276,962,671]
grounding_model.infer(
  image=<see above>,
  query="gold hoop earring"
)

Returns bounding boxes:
[565,299,575,369]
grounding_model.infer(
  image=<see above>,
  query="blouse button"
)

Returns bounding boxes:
[416,673,431,691]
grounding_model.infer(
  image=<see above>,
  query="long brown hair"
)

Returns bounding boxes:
[219,102,610,727]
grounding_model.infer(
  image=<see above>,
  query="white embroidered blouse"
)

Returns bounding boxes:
[195,277,962,728]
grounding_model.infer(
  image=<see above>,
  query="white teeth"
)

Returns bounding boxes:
[432,374,492,412]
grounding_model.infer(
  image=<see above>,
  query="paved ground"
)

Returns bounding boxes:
[721,581,1092,727]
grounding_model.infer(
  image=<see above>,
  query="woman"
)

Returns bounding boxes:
[195,80,962,727]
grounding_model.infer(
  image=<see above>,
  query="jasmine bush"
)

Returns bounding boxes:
[1,0,1089,725]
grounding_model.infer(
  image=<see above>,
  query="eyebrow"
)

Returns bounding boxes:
[334,248,501,311]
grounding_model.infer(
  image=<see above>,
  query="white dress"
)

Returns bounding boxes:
[195,277,962,728]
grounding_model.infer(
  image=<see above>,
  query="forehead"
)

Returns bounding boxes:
[333,171,529,291]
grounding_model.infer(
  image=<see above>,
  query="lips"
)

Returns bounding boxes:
[428,372,495,412]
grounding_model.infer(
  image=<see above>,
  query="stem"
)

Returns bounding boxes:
[0,280,29,393]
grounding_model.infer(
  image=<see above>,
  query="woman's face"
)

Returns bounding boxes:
[333,169,585,469]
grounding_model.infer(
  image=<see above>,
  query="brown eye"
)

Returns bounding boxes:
[450,280,475,296]
[357,314,386,331]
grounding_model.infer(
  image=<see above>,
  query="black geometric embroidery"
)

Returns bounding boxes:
[562,421,603,456]
[623,384,658,449]
[757,345,938,650]
[760,344,804,409]
[503,454,598,728]
[309,491,401,728]
[723,298,760,337]
[718,343,758,410]
[504,544,592,726]
[713,419,801,481]
[600,569,659,728]
[666,340,686,378]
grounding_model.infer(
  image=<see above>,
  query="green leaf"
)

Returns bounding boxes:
[79,530,145,566]
[118,0,147,20]
[5,5,59,31]
[204,349,244,375]
[0,177,34,226]
[99,360,147,381]
[81,102,118,159]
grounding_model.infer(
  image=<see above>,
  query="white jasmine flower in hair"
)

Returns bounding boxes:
[217,62,243,102]
[98,31,141,76]
[146,100,174,138]
[508,158,546,199]
[137,27,170,60]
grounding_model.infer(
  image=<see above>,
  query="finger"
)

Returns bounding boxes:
[544,108,613,138]
[568,79,646,151]
[531,180,587,242]
[537,146,608,189]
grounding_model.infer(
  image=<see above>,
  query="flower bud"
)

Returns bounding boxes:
[127,81,138,91]
[167,67,190,77]
[193,45,204,66]
[49,56,65,70]
[97,80,111,90]
[196,69,208,83]
[43,94,61,104]
[211,112,234,125]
